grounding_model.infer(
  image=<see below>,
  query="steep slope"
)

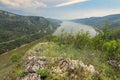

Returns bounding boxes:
[0,10,59,43]
[1,42,99,80]
[0,39,42,80]
[0,10,60,54]
[17,44,98,80]
[2,41,119,80]
[72,14,120,28]
[0,36,120,80]
[47,18,62,26]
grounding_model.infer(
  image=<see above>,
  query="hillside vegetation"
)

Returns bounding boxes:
[72,14,120,28]
[0,38,45,80]
[1,24,120,80]
[0,10,120,80]
[0,10,60,54]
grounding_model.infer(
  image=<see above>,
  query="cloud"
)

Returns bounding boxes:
[74,9,120,19]
[1,0,120,20]
[0,0,47,10]
[0,0,88,10]
[55,0,88,7]
[40,9,120,19]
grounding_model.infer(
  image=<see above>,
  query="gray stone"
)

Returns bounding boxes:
[17,73,41,80]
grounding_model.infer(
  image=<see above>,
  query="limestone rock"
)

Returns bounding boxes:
[17,73,41,80]
[17,53,98,80]
[24,54,46,72]
[107,60,119,67]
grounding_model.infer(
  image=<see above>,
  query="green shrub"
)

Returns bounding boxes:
[36,68,50,78]
[16,69,27,77]
[10,54,20,62]
[74,32,92,49]
[102,40,119,59]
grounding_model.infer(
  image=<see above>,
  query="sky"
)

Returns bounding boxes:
[0,0,120,19]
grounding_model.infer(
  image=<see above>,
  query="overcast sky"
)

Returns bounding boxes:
[0,0,120,19]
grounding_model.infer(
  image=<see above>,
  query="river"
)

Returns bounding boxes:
[53,21,97,37]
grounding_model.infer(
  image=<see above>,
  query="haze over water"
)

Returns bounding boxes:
[53,21,97,37]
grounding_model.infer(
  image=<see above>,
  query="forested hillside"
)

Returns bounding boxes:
[72,14,120,28]
[1,24,120,80]
[0,10,61,54]
[0,0,120,80]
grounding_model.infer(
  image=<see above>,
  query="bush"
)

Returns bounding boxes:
[36,68,50,79]
[10,54,20,62]
[103,40,120,59]
[74,32,92,49]
[55,31,92,49]
[15,69,28,77]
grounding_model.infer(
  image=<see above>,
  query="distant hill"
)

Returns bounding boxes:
[72,14,120,28]
[0,10,61,43]
[0,10,61,54]
[47,18,62,26]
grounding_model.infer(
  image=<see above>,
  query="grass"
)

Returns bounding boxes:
[36,68,50,78]
[0,39,43,80]
[29,42,81,59]
[0,41,120,80]
[30,42,100,61]
[27,42,120,80]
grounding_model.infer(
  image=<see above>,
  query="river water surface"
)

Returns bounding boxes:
[53,21,97,37]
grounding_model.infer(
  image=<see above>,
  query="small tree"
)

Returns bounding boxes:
[103,40,118,59]
[74,32,91,49]
[10,54,20,62]
[101,22,110,41]
[93,22,110,50]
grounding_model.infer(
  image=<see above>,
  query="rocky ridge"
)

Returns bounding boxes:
[17,51,99,80]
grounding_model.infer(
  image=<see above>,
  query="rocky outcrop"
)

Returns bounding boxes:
[17,73,41,80]
[17,52,99,80]
[24,55,46,73]
[107,60,120,69]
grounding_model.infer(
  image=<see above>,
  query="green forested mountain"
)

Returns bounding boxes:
[0,10,60,54]
[72,14,120,28]
[0,10,60,43]
[47,18,62,25]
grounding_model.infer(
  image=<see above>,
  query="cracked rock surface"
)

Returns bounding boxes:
[17,43,99,80]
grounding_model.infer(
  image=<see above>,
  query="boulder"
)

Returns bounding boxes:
[24,55,46,72]
[17,73,41,80]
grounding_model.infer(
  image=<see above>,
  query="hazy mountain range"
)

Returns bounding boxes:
[72,14,120,28]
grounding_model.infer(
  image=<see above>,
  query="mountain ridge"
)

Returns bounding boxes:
[0,10,61,54]
[72,14,120,28]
